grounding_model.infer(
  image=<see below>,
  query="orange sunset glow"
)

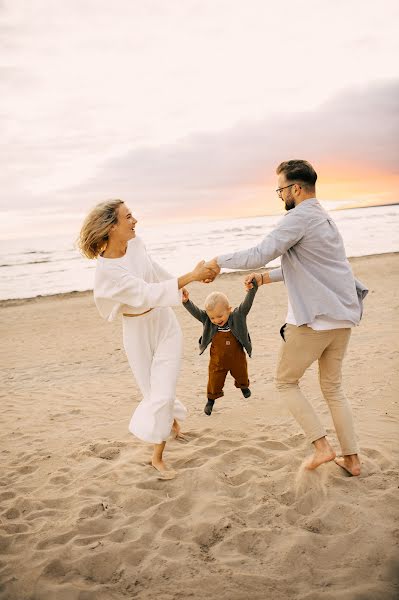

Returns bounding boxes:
[149,165,399,225]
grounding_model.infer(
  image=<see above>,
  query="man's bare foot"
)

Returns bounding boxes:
[304,437,336,470]
[151,458,176,480]
[334,455,361,477]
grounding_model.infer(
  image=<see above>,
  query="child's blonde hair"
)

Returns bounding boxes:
[204,291,230,312]
[78,199,124,259]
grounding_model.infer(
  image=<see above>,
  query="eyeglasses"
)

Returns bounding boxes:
[275,183,299,198]
[276,183,301,198]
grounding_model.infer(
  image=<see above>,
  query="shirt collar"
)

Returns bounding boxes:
[293,198,318,210]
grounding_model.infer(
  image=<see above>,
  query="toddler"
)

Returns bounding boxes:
[182,280,258,415]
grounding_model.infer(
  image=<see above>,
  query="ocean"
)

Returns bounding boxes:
[1,204,398,301]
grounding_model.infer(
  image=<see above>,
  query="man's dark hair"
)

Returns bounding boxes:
[276,160,317,189]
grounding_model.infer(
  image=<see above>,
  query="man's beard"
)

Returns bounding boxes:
[284,197,295,211]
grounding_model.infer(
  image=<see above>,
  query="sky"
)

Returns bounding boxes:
[1,0,398,236]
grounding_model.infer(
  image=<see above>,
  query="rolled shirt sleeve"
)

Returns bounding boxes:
[269,267,284,282]
[217,213,305,270]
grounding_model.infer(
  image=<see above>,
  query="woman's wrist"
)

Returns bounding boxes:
[184,270,199,285]
[178,273,193,289]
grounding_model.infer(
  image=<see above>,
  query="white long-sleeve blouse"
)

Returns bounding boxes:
[94,236,180,321]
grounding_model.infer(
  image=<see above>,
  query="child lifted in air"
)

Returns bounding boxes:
[182,279,258,415]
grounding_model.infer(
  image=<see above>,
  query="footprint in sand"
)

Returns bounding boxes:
[17,464,38,475]
[3,508,20,520]
[70,440,126,461]
[0,491,16,503]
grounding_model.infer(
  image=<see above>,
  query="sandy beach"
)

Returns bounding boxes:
[1,252,398,600]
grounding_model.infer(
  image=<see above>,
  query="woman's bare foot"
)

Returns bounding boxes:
[171,418,180,437]
[171,419,188,441]
[151,458,176,480]
[304,437,336,470]
[334,455,361,476]
[151,441,176,479]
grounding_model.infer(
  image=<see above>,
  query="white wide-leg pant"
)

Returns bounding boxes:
[122,307,187,444]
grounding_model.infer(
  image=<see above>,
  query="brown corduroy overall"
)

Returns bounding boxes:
[207,330,249,400]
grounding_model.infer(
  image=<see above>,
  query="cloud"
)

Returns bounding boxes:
[1,1,398,217]
[65,79,399,215]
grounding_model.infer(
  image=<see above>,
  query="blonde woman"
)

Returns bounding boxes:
[79,199,215,479]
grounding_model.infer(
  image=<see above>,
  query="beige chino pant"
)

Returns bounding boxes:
[275,324,358,455]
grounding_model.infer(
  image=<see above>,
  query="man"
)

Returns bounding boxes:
[205,159,367,476]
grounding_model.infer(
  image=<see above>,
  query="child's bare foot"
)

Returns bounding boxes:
[334,455,361,476]
[304,437,336,470]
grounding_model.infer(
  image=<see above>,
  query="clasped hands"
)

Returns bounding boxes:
[192,258,269,289]
[190,258,220,284]
[201,258,220,283]
[200,260,267,289]
[188,257,220,286]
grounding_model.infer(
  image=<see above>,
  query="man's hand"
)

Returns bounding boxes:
[244,272,263,290]
[182,287,189,303]
[202,258,221,283]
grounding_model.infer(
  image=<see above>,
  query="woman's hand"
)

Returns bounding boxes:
[182,287,189,303]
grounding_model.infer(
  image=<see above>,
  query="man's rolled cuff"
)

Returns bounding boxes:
[269,267,284,282]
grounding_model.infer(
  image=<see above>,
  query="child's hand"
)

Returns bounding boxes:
[244,273,262,289]
[182,287,189,303]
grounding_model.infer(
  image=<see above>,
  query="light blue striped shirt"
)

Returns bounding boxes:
[218,199,368,327]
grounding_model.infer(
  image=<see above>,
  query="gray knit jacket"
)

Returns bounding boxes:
[182,280,258,357]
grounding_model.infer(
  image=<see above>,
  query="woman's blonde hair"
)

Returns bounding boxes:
[78,199,124,259]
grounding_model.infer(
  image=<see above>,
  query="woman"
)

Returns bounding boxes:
[79,199,215,479]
